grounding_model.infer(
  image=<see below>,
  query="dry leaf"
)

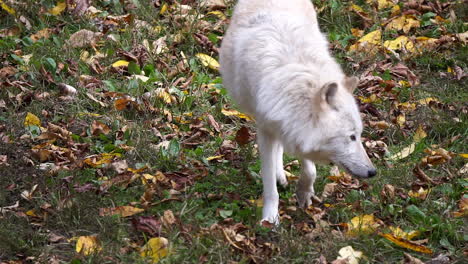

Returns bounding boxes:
[221,109,253,121]
[206,155,224,161]
[379,233,433,254]
[413,125,427,143]
[75,235,102,255]
[349,29,381,52]
[386,143,415,161]
[112,60,130,68]
[30,28,51,42]
[48,1,67,15]
[140,237,170,263]
[99,206,144,217]
[0,0,16,15]
[195,53,219,70]
[24,112,41,127]
[346,214,383,237]
[386,15,420,33]
[390,226,420,240]
[453,197,468,217]
[335,246,364,264]
[67,29,101,48]
[91,120,110,135]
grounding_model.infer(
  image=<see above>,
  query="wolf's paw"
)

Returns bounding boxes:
[261,205,279,226]
[260,215,279,226]
[276,170,288,187]
[296,190,314,208]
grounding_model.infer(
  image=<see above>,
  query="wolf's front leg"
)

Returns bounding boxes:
[296,159,317,208]
[257,128,280,225]
[276,143,288,187]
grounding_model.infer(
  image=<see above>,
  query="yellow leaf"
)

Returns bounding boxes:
[459,154,468,159]
[76,236,102,255]
[358,94,379,103]
[99,205,144,217]
[83,153,122,167]
[384,36,415,52]
[221,109,253,121]
[377,0,394,10]
[391,5,401,16]
[26,209,37,217]
[112,60,130,68]
[386,143,416,161]
[207,10,226,20]
[398,80,411,88]
[358,29,382,45]
[389,226,421,240]
[155,88,172,104]
[48,1,66,15]
[386,15,420,33]
[350,4,364,13]
[206,155,224,161]
[403,17,420,34]
[24,112,41,127]
[159,3,168,15]
[30,28,51,42]
[195,53,220,71]
[351,28,364,38]
[413,125,427,143]
[408,187,430,200]
[140,237,170,263]
[414,37,439,52]
[346,214,383,237]
[0,0,15,15]
[396,114,405,127]
[379,233,433,254]
[336,246,364,264]
[248,198,264,207]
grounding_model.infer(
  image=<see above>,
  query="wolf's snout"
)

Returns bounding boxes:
[367,168,377,177]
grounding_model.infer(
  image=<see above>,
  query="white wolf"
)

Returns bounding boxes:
[219,0,376,224]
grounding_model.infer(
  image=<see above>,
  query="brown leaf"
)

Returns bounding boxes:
[99,205,144,217]
[403,253,424,264]
[235,126,251,146]
[91,120,110,135]
[131,216,162,237]
[206,114,220,132]
[413,165,437,185]
[162,210,176,227]
[0,66,17,79]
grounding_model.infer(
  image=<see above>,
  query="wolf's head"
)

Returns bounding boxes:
[304,76,376,178]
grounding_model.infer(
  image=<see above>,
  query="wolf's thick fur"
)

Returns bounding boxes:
[219,0,376,224]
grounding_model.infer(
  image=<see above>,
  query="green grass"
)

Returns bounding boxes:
[1,0,467,263]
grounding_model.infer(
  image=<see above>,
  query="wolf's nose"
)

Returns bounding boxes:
[367,169,377,177]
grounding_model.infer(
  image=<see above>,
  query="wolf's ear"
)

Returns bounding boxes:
[319,82,338,108]
[343,76,359,93]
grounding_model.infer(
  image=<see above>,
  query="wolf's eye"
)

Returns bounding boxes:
[350,135,356,141]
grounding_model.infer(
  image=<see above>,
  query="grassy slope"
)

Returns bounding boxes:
[0,0,467,263]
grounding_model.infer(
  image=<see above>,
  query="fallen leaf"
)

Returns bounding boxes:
[349,29,381,52]
[346,214,383,237]
[75,235,102,255]
[99,206,144,217]
[91,120,110,135]
[24,112,41,127]
[48,1,66,15]
[376,0,394,10]
[30,28,51,42]
[195,53,219,70]
[386,15,420,33]
[112,60,130,68]
[0,0,16,15]
[408,187,429,200]
[335,246,364,264]
[413,125,427,143]
[459,154,468,159]
[111,160,128,174]
[140,237,170,263]
[162,210,176,226]
[67,29,101,48]
[403,253,425,264]
[235,126,251,145]
[389,226,420,240]
[379,233,433,254]
[386,143,415,161]
[384,36,415,52]
[206,155,224,161]
[453,196,468,217]
[221,109,253,121]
